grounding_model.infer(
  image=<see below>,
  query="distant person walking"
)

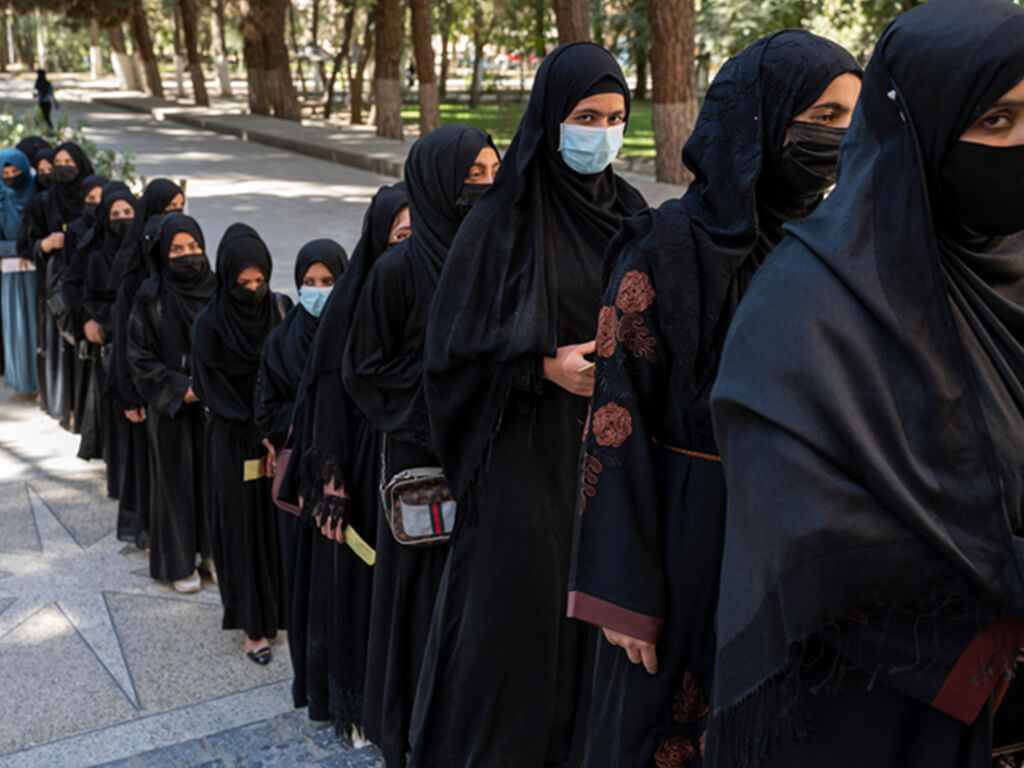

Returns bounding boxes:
[33,70,58,129]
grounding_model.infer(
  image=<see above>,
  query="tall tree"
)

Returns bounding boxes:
[241,0,301,119]
[649,0,696,184]
[211,0,232,95]
[171,0,187,96]
[552,0,587,44]
[410,0,440,134]
[350,11,373,124]
[373,0,403,139]
[288,0,308,97]
[324,0,355,118]
[129,0,164,97]
[89,18,101,78]
[467,0,493,108]
[178,0,209,104]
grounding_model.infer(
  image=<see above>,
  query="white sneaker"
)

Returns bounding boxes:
[172,570,201,593]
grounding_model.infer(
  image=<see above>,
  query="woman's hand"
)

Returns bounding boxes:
[602,627,659,675]
[83,319,104,344]
[40,232,64,254]
[261,438,277,477]
[183,386,199,404]
[319,476,347,544]
[124,407,146,423]
[542,340,596,397]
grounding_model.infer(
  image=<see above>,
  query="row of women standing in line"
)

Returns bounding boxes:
[281,1,1024,766]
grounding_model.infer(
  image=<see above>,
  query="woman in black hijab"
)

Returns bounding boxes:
[342,125,497,767]
[192,223,286,663]
[281,183,407,731]
[564,31,861,768]
[140,178,185,223]
[708,1,1024,765]
[81,184,140,500]
[411,43,645,768]
[15,136,51,170]
[127,213,214,593]
[33,70,57,129]
[22,141,93,425]
[254,239,346,720]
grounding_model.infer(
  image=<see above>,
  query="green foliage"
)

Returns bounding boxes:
[0,105,136,183]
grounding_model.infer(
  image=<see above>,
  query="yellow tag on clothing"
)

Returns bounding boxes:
[242,458,263,482]
[344,525,376,567]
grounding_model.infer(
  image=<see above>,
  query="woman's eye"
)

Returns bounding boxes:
[982,113,1011,129]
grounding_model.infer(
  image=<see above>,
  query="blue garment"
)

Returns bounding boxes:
[1,147,38,392]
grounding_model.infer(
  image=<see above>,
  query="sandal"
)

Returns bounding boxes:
[246,645,272,665]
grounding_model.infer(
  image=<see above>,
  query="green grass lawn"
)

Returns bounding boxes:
[401,99,655,160]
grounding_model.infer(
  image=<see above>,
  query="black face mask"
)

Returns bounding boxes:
[941,141,1024,237]
[54,165,77,184]
[3,172,26,190]
[764,122,847,218]
[230,282,269,305]
[82,202,98,223]
[108,217,133,237]
[456,183,492,220]
[35,172,53,190]
[167,252,207,279]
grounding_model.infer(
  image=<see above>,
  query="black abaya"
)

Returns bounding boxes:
[565,32,860,768]
[253,238,347,717]
[284,183,406,726]
[192,222,283,641]
[342,125,493,768]
[707,1,1024,765]
[411,44,645,768]
[127,214,215,582]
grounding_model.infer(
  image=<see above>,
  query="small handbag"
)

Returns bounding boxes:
[378,434,456,547]
[270,429,300,516]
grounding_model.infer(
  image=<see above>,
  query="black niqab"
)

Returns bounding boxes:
[193,222,276,377]
[423,42,648,496]
[52,142,94,223]
[154,212,215,309]
[708,0,1024,756]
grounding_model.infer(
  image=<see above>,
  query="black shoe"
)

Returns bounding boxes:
[246,645,272,665]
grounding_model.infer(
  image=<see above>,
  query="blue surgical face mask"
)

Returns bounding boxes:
[558,123,625,175]
[298,285,332,318]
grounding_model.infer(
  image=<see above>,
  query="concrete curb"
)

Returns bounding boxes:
[92,96,407,178]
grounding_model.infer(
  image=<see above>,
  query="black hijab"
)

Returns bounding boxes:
[97,182,141,262]
[51,142,94,223]
[16,136,51,167]
[606,31,859,416]
[193,222,277,377]
[154,212,215,305]
[293,238,347,290]
[140,178,183,223]
[708,0,1024,757]
[76,173,110,230]
[424,42,647,497]
[33,69,50,93]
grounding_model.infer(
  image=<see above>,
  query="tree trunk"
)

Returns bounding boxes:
[211,0,232,95]
[468,4,485,109]
[632,41,646,101]
[552,0,589,45]
[172,0,187,97]
[439,9,450,100]
[129,0,164,98]
[0,12,8,73]
[373,0,403,139]
[532,0,546,58]
[241,0,302,120]
[324,0,354,118]
[648,0,696,185]
[288,0,308,98]
[410,0,440,135]
[351,14,373,125]
[34,8,45,70]
[311,0,320,44]
[108,24,142,91]
[7,10,16,67]
[179,0,210,105]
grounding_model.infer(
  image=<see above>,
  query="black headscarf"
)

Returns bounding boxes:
[83,182,139,323]
[77,173,110,228]
[154,212,215,305]
[140,178,184,223]
[342,124,494,445]
[423,42,647,496]
[97,182,140,260]
[293,238,347,290]
[51,141,94,223]
[708,0,1024,757]
[16,136,51,167]
[607,31,860,415]
[34,69,50,92]
[287,182,407,505]
[193,222,277,377]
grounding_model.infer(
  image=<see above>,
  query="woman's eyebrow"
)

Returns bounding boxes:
[809,101,850,113]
